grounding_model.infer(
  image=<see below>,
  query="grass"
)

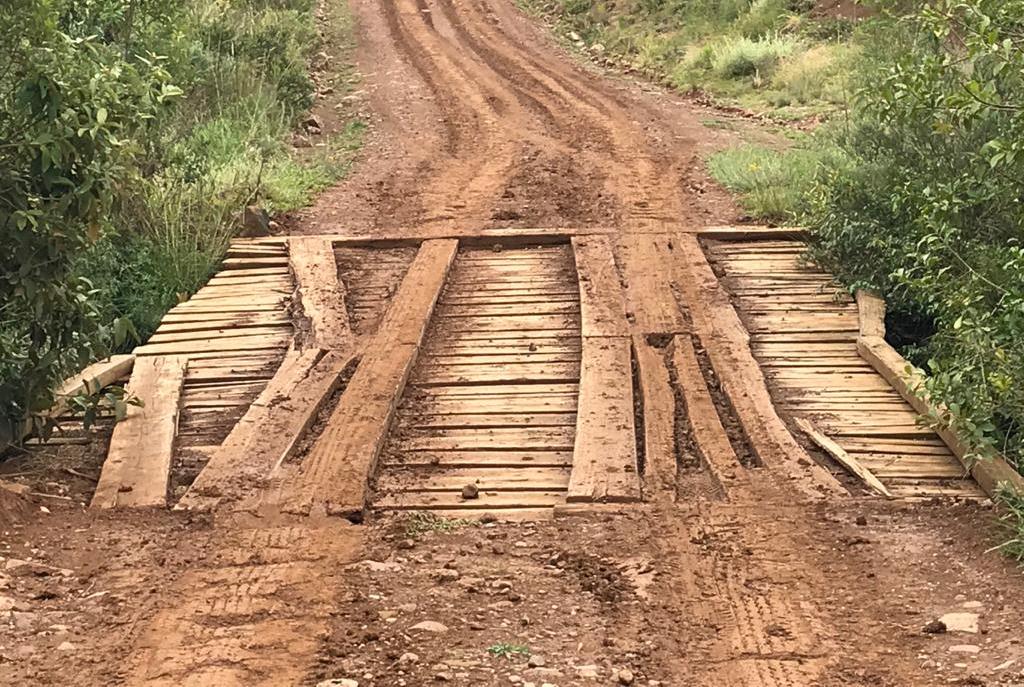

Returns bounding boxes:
[996,486,1024,562]
[706,143,833,221]
[403,511,476,538]
[487,643,531,660]
[529,0,864,119]
[75,0,366,345]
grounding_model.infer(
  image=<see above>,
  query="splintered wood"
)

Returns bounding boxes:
[374,244,584,517]
[706,239,983,499]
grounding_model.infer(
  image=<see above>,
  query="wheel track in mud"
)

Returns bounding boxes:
[298,0,730,234]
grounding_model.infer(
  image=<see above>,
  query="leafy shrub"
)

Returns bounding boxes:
[808,0,1024,474]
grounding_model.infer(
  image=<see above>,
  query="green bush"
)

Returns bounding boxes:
[808,0,1024,476]
[1,0,354,442]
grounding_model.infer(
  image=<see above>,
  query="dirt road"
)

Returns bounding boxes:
[3,0,1024,685]
[292,0,736,235]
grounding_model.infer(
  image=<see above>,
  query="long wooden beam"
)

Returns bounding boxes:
[566,237,641,502]
[92,355,187,509]
[175,348,355,511]
[671,231,846,498]
[280,239,459,519]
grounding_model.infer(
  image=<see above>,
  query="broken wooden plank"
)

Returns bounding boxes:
[176,348,355,511]
[92,356,188,509]
[289,236,353,350]
[795,417,892,498]
[671,335,748,492]
[856,290,886,339]
[281,239,459,519]
[632,336,676,496]
[572,236,628,337]
[672,232,846,497]
[567,337,641,502]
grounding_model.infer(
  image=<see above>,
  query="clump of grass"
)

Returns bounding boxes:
[707,143,830,221]
[770,43,854,106]
[403,511,476,538]
[995,486,1024,562]
[711,33,800,78]
[487,643,531,660]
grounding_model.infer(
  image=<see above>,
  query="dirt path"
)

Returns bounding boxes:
[289,0,736,235]
[3,0,1024,685]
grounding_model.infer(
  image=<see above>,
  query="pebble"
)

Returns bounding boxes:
[316,680,358,687]
[616,668,635,685]
[410,620,449,633]
[939,612,979,634]
[948,645,982,654]
[527,655,546,668]
[398,652,419,664]
[56,642,76,652]
[576,664,599,678]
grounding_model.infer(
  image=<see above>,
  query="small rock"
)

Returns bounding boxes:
[462,483,480,500]
[576,664,599,678]
[855,514,868,526]
[948,644,981,654]
[57,642,76,652]
[434,568,460,582]
[399,652,420,664]
[939,612,979,634]
[316,680,359,687]
[527,656,546,668]
[240,205,270,237]
[396,539,416,550]
[616,668,635,685]
[569,31,581,41]
[922,619,947,634]
[410,620,449,633]
[435,673,453,682]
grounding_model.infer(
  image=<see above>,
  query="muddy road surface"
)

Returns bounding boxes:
[3,0,1024,686]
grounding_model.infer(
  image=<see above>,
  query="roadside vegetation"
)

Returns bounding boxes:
[0,0,362,441]
[540,0,1024,549]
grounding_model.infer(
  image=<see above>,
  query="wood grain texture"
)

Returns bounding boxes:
[572,236,629,338]
[281,239,458,519]
[92,355,187,509]
[289,237,353,350]
[567,336,641,502]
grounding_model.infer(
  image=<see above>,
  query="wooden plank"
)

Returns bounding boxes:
[698,226,808,241]
[672,232,845,496]
[671,335,748,490]
[632,336,676,495]
[617,235,686,334]
[375,490,566,511]
[397,413,577,429]
[290,237,353,350]
[795,417,892,498]
[567,337,641,502]
[572,236,628,337]
[856,290,886,338]
[384,450,573,468]
[133,333,290,356]
[177,349,355,511]
[857,336,1024,497]
[92,356,187,509]
[376,467,570,492]
[281,239,459,519]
